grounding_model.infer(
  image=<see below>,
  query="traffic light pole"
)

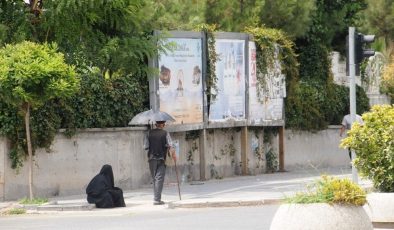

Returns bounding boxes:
[348,27,359,184]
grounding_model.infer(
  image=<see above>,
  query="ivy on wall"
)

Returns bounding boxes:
[246,26,299,101]
[195,24,219,111]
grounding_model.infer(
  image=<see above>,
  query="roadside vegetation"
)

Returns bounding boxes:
[285,175,367,206]
[19,197,48,205]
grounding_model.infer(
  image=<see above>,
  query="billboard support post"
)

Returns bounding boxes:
[278,126,285,172]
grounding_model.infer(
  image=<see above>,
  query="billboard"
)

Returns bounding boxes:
[248,42,286,122]
[158,38,204,124]
[209,39,246,121]
[248,41,265,123]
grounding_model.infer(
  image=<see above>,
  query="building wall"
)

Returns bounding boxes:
[0,126,348,201]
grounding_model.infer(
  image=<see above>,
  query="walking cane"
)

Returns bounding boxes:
[172,153,182,200]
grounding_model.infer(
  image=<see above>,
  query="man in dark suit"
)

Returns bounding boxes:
[143,121,176,205]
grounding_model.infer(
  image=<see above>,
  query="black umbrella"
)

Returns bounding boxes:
[128,109,176,125]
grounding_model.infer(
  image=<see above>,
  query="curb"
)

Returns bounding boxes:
[168,198,283,209]
[17,202,96,212]
[36,203,96,211]
[17,198,283,212]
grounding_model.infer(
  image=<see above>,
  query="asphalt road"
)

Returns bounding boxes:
[0,205,279,230]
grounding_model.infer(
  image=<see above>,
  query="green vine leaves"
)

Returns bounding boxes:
[195,24,219,103]
[246,26,299,102]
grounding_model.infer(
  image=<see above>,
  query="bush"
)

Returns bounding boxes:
[285,82,370,130]
[341,105,394,192]
[285,175,367,206]
[382,59,394,103]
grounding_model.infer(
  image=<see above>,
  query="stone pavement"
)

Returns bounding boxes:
[0,166,373,214]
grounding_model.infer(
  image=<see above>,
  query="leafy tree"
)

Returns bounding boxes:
[145,0,206,30]
[0,0,31,45]
[0,41,79,199]
[259,0,316,38]
[381,57,394,102]
[205,0,260,32]
[1,0,159,77]
[0,0,158,171]
[204,0,315,36]
[361,0,394,53]
[40,0,158,78]
[284,0,369,130]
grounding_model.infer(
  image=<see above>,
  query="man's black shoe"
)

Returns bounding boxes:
[153,201,165,205]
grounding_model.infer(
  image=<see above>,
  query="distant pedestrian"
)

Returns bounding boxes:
[86,164,126,208]
[340,113,364,160]
[144,121,176,205]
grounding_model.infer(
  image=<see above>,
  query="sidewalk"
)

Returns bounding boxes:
[0,166,373,214]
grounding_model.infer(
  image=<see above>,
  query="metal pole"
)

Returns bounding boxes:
[348,27,358,184]
[149,31,160,112]
[241,126,248,175]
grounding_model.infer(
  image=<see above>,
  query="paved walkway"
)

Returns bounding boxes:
[0,166,373,214]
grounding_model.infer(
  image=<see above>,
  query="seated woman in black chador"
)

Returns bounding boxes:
[86,164,126,208]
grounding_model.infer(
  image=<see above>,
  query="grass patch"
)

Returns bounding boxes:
[19,197,48,205]
[6,208,26,215]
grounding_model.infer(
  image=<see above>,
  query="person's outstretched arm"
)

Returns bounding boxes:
[166,132,176,161]
[340,125,345,137]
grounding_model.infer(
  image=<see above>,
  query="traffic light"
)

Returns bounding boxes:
[346,32,375,75]
[355,33,375,64]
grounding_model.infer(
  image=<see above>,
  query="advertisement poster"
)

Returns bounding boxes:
[248,42,285,121]
[263,98,283,120]
[248,41,265,123]
[158,38,203,124]
[209,39,246,121]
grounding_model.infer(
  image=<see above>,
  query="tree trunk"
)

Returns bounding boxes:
[24,103,34,200]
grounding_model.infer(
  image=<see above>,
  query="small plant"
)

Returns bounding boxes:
[19,197,48,205]
[285,175,367,206]
[265,147,278,173]
[254,146,264,169]
[186,141,198,166]
[5,208,26,215]
[263,128,278,173]
[209,164,222,179]
[341,105,394,192]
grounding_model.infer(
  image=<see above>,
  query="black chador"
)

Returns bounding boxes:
[86,164,126,208]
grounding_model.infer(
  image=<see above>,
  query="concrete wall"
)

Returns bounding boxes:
[284,126,349,169]
[0,126,348,201]
[3,127,152,200]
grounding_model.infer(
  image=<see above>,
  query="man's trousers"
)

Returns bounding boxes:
[149,159,166,202]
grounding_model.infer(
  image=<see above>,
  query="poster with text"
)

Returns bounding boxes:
[158,38,203,124]
[249,42,285,122]
[209,39,245,121]
[248,41,265,123]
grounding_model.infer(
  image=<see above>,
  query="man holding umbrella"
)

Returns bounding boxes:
[143,120,176,205]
